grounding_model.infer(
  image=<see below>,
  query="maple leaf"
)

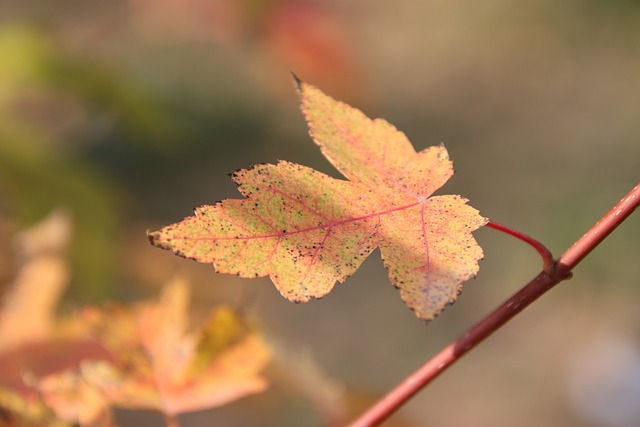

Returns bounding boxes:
[149,79,487,320]
[81,278,271,416]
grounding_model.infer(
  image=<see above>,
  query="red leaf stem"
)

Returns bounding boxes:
[485,221,555,274]
[347,182,640,427]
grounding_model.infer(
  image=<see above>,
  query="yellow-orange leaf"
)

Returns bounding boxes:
[149,79,487,320]
[82,279,271,416]
[0,210,71,352]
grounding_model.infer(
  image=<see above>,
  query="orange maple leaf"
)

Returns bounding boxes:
[149,79,487,320]
[81,278,271,416]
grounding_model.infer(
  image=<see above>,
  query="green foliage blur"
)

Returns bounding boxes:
[0,18,273,299]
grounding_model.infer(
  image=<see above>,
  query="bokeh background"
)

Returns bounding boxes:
[1,0,639,426]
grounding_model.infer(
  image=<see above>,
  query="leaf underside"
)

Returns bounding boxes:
[149,80,487,321]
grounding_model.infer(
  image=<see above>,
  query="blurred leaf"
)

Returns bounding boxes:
[0,210,71,352]
[82,278,272,416]
[259,0,360,98]
[127,0,361,98]
[0,216,270,423]
[0,212,114,425]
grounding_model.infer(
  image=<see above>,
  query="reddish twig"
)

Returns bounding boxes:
[347,182,640,427]
[485,221,555,274]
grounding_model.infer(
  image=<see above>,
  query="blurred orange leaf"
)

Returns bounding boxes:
[0,213,269,424]
[127,0,360,97]
[82,278,271,416]
[0,211,113,426]
[260,1,358,96]
[149,80,487,321]
[0,210,71,352]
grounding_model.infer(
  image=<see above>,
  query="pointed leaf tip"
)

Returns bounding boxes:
[290,72,303,92]
[146,230,156,245]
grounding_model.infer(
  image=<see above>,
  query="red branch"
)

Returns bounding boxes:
[347,182,640,427]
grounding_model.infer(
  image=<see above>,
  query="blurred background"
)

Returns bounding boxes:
[0,0,639,426]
